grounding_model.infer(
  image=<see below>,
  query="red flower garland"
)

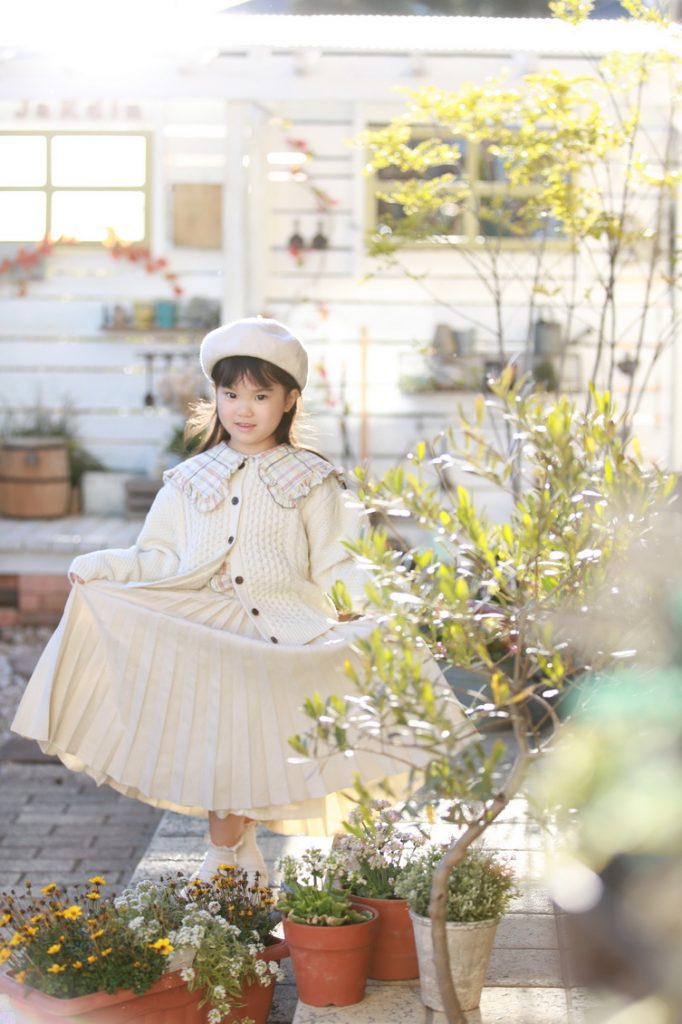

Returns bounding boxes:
[0,236,183,297]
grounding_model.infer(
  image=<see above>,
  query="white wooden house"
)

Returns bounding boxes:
[0,11,679,505]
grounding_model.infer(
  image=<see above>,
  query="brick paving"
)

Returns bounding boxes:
[0,751,162,892]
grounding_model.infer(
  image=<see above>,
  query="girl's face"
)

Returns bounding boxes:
[215,374,298,454]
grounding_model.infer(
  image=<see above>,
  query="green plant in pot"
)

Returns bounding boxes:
[332,798,428,980]
[395,846,516,1012]
[0,868,287,1024]
[2,401,104,488]
[277,848,378,1007]
[1,400,104,518]
[120,868,287,1024]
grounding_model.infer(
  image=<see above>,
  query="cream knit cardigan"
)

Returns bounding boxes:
[68,443,369,646]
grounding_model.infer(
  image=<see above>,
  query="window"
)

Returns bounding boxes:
[0,132,150,244]
[370,128,562,247]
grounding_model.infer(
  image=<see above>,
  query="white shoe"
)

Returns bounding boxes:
[191,839,243,884]
[190,825,268,886]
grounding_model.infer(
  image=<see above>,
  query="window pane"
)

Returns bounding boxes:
[478,141,508,184]
[0,136,47,186]
[478,196,562,240]
[377,198,464,237]
[51,135,147,187]
[0,191,46,240]
[51,190,146,242]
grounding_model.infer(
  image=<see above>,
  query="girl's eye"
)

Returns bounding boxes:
[223,391,236,399]
[255,394,268,401]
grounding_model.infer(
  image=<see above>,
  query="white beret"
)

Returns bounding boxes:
[200,317,308,390]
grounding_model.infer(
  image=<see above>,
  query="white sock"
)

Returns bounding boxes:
[238,822,269,885]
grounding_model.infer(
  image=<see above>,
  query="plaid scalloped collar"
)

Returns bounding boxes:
[163,442,340,511]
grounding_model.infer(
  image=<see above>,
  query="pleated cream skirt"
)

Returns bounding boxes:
[12,581,470,836]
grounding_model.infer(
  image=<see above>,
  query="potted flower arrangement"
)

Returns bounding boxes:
[332,799,427,980]
[162,868,287,1024]
[0,868,286,1024]
[277,848,378,1007]
[394,846,516,1012]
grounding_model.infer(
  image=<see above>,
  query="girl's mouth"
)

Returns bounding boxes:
[235,422,255,430]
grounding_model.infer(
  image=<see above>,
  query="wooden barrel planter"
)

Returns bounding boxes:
[0,437,71,518]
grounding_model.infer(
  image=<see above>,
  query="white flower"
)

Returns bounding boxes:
[180,967,195,983]
[207,901,221,915]
[213,985,226,1000]
[208,1009,222,1024]
[127,916,145,932]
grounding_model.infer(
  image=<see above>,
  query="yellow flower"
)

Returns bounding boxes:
[87,876,106,886]
[62,906,82,921]
[85,893,101,901]
[101,948,113,957]
[40,883,57,895]
[0,913,11,926]
[23,927,38,937]
[31,915,43,924]
[91,929,104,939]
[14,970,27,984]
[148,938,174,955]
[217,863,236,871]
[87,955,97,964]
[72,961,83,970]
[47,964,66,974]
[47,943,62,955]
[0,949,10,965]
[9,933,24,947]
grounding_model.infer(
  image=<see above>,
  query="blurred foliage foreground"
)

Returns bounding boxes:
[292,377,681,1019]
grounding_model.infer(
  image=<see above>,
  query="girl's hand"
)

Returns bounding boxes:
[69,573,86,585]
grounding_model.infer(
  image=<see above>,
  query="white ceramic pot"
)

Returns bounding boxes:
[409,910,499,1012]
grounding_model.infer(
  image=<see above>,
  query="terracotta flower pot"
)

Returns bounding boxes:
[224,937,289,1024]
[0,938,289,1024]
[0,969,206,1024]
[350,895,418,980]
[282,908,378,1007]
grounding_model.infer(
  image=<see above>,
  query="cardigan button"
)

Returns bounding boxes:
[270,636,279,644]
[238,461,246,469]
[231,496,239,505]
[235,576,244,585]
[251,608,260,616]
[228,536,234,544]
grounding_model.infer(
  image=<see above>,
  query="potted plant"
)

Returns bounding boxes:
[394,846,516,1012]
[1,400,104,518]
[164,868,287,1024]
[0,874,183,1024]
[0,868,287,1024]
[277,848,378,1007]
[332,799,427,980]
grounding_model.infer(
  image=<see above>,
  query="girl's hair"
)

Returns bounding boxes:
[184,355,302,454]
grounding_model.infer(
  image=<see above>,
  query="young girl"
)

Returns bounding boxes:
[12,317,469,883]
